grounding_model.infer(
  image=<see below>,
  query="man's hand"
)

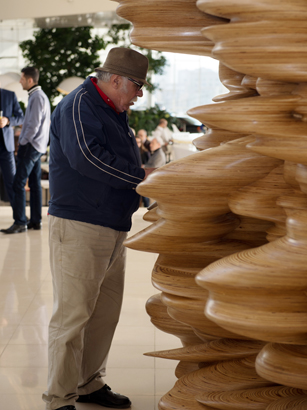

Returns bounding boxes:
[143,168,156,181]
[0,117,9,128]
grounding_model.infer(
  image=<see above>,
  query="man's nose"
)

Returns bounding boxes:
[136,89,143,97]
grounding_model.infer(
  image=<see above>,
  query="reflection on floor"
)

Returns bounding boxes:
[0,206,180,410]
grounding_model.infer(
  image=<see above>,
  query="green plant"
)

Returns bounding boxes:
[18,101,26,114]
[128,105,181,134]
[19,23,168,110]
[19,27,105,108]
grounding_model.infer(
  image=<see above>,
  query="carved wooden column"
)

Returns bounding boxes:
[114,0,307,408]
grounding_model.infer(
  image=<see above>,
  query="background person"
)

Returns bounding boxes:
[135,135,150,165]
[152,118,173,162]
[0,83,24,204]
[43,47,154,410]
[136,128,150,150]
[135,134,150,207]
[1,67,50,234]
[144,137,166,169]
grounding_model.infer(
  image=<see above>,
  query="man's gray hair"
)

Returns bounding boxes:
[96,71,113,83]
[96,71,129,90]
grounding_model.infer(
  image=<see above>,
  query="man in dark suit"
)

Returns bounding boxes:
[0,84,24,204]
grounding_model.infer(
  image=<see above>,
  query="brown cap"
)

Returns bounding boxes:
[95,47,150,86]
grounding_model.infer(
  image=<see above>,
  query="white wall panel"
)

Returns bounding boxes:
[0,0,116,20]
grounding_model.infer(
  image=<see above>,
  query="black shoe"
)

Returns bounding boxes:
[27,221,42,230]
[77,384,131,408]
[55,406,76,410]
[1,224,27,234]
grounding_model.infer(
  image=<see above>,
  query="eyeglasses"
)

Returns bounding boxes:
[128,77,144,91]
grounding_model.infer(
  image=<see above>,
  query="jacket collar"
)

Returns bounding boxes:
[28,85,41,97]
[83,77,113,109]
[83,77,129,126]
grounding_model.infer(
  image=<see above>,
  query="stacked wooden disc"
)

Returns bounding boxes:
[115,0,226,55]
[114,0,307,408]
[193,64,256,151]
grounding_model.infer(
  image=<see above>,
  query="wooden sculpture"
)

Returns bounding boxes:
[114,0,307,408]
[115,0,226,55]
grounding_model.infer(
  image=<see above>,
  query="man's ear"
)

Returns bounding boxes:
[28,77,35,87]
[111,75,121,89]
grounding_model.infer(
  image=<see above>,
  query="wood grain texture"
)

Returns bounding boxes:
[145,293,202,346]
[197,386,307,410]
[159,356,276,410]
[265,395,307,410]
[145,338,265,362]
[256,344,307,390]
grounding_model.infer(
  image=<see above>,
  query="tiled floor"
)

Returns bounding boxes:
[0,206,181,410]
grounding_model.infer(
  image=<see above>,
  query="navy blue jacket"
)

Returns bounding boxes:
[0,88,24,152]
[48,77,145,231]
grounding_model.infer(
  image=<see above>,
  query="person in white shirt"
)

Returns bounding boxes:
[152,118,173,162]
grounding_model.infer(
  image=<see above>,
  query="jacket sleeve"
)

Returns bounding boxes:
[58,90,145,190]
[7,92,24,127]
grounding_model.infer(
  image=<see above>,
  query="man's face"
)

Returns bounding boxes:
[114,77,143,113]
[19,73,32,91]
[137,130,147,142]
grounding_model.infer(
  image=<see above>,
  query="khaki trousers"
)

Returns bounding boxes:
[43,216,127,410]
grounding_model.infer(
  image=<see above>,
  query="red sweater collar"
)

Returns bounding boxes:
[91,77,118,114]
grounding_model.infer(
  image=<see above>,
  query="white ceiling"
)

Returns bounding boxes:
[0,0,117,20]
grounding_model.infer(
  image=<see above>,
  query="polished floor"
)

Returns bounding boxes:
[0,206,180,410]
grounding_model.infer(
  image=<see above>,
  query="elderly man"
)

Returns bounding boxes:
[42,48,154,410]
[0,83,24,204]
